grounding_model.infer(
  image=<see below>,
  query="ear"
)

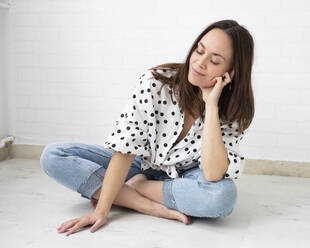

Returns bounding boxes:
[230,69,235,80]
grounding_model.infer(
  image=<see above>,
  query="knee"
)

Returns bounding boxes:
[198,179,238,218]
[215,179,237,217]
[40,142,64,177]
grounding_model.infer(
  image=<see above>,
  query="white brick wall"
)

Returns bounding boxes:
[4,0,310,162]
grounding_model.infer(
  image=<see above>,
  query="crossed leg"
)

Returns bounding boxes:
[90,174,190,224]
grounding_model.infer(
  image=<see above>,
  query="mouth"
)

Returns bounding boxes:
[192,67,205,77]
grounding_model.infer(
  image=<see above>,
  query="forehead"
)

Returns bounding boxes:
[199,28,233,60]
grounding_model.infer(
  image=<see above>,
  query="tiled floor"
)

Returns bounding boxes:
[1,158,309,248]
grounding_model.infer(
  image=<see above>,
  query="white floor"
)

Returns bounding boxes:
[1,158,309,248]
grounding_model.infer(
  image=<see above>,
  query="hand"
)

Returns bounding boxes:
[201,69,234,106]
[57,211,107,236]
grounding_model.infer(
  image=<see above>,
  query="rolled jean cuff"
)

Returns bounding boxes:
[77,168,105,201]
[162,179,178,210]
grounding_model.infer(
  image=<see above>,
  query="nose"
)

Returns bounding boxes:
[197,54,209,69]
[197,59,206,68]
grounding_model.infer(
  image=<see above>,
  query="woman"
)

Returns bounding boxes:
[40,19,255,236]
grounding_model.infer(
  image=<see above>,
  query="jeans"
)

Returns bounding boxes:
[40,141,238,219]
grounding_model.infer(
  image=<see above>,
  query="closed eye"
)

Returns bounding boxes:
[195,50,219,65]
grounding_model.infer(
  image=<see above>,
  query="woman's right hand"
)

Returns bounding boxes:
[57,211,107,236]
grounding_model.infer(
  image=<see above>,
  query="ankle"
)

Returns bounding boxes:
[135,196,157,214]
[92,188,101,200]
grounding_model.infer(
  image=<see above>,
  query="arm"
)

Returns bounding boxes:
[94,151,136,216]
[200,104,229,182]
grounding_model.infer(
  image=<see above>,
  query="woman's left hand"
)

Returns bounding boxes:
[57,211,108,236]
[201,70,234,106]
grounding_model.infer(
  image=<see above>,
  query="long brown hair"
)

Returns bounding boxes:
[148,19,255,135]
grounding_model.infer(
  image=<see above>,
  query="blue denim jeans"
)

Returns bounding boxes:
[40,142,237,219]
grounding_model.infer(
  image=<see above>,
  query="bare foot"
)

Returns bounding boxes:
[90,198,190,224]
[125,175,190,224]
[153,203,191,225]
[90,174,191,225]
[90,199,97,209]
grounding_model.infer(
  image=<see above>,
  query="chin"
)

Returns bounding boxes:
[201,85,213,88]
[188,77,210,89]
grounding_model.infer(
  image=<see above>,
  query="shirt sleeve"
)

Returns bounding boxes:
[198,121,247,180]
[103,70,153,157]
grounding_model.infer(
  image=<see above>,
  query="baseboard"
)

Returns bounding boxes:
[243,159,310,178]
[8,144,45,160]
[2,144,310,178]
[0,146,9,161]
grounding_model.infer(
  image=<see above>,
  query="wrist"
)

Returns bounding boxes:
[205,103,218,111]
[93,205,110,217]
[94,209,109,217]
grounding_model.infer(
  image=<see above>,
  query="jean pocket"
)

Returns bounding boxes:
[183,174,198,180]
[197,180,216,190]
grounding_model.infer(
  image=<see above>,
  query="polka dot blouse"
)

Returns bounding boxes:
[103,68,247,179]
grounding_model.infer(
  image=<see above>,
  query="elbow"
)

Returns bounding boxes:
[203,168,224,182]
[203,163,229,182]
[205,174,224,182]
[205,176,216,182]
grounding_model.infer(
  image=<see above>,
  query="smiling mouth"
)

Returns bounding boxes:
[192,68,205,76]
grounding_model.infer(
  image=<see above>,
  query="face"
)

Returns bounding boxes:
[188,28,234,89]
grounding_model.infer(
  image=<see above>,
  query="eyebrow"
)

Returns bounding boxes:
[198,42,226,61]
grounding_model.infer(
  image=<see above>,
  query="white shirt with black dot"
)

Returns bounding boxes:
[103,68,247,179]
